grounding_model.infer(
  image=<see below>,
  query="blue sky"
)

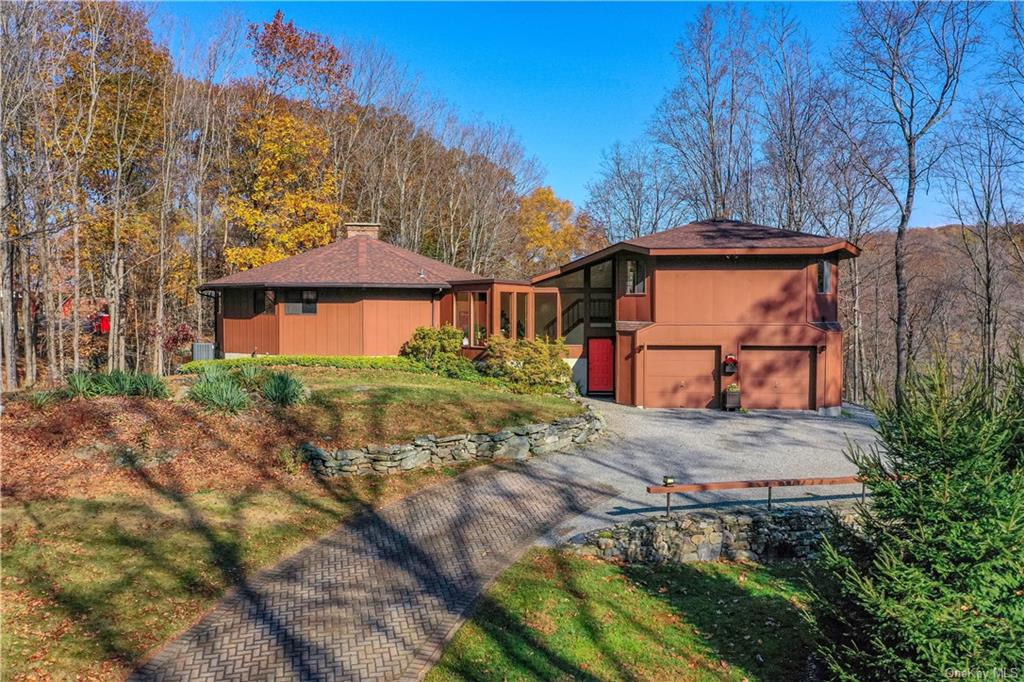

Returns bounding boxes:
[154,1,997,229]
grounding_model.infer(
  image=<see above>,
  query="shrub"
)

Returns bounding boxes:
[480,335,572,394]
[809,361,1024,681]
[187,375,250,414]
[400,325,482,380]
[403,325,464,361]
[234,364,265,391]
[179,355,427,374]
[261,371,306,407]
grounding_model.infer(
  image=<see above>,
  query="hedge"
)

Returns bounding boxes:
[178,355,430,375]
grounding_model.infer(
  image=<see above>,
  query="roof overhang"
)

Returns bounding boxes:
[531,239,859,283]
[198,281,452,292]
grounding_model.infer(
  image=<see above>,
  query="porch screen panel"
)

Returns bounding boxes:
[500,292,513,337]
[534,293,558,340]
[473,292,488,342]
[455,292,472,344]
[561,292,584,344]
[516,293,528,339]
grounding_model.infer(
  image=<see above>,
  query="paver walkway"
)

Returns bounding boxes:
[131,463,612,682]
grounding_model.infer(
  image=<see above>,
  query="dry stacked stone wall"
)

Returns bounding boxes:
[302,405,605,476]
[570,505,857,564]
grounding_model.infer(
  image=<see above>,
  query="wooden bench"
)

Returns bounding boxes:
[647,475,865,513]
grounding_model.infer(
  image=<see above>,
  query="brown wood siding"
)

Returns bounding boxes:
[361,290,435,355]
[277,289,363,356]
[615,331,635,405]
[653,256,812,325]
[221,288,279,355]
[615,254,652,322]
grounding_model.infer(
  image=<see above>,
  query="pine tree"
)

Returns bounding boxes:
[811,358,1024,680]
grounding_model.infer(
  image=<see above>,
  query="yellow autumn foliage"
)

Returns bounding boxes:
[223,109,344,270]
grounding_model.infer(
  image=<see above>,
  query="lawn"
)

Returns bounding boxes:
[289,367,582,446]
[427,550,817,682]
[1,366,584,679]
[1,465,476,680]
[2,367,583,499]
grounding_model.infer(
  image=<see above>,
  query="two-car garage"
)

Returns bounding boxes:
[641,344,815,410]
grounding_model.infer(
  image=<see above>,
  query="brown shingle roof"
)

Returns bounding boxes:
[625,219,849,249]
[531,218,859,283]
[200,236,482,290]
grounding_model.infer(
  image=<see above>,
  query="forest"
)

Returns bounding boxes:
[2,1,1023,402]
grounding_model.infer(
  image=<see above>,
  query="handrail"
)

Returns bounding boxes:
[647,475,866,514]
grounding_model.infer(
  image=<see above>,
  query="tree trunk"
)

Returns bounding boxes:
[19,241,36,385]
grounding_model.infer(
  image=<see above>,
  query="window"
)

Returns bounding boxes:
[534,293,558,340]
[589,292,613,326]
[817,259,833,294]
[253,289,276,315]
[626,259,646,294]
[455,292,472,344]
[302,289,317,314]
[590,260,613,289]
[284,289,317,314]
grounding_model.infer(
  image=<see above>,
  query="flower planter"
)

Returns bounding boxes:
[724,391,741,410]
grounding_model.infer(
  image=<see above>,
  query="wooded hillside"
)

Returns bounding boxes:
[0,4,596,387]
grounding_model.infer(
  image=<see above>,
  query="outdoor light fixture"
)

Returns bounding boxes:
[663,476,676,516]
[663,476,675,486]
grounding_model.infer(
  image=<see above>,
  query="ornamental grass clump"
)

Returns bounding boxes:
[261,371,306,407]
[233,364,266,391]
[809,357,1024,680]
[187,374,250,414]
[61,370,169,399]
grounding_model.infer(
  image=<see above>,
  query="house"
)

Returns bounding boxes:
[201,219,859,414]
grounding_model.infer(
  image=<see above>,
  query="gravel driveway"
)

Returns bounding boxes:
[536,399,879,540]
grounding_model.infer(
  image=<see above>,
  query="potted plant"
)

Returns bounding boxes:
[724,382,741,410]
[723,353,738,375]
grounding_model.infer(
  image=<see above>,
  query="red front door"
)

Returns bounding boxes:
[588,337,614,394]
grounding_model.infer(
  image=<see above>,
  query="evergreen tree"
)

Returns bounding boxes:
[811,358,1024,680]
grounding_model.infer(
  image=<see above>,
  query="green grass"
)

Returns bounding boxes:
[179,355,428,374]
[285,368,582,446]
[1,465,476,680]
[428,550,817,682]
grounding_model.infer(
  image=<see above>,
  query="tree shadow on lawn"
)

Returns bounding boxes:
[619,560,818,680]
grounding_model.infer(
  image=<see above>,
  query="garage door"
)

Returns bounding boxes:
[644,346,720,408]
[742,347,814,410]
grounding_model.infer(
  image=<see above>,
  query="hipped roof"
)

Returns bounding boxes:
[200,235,482,290]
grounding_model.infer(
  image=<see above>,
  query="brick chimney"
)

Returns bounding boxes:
[344,222,380,240]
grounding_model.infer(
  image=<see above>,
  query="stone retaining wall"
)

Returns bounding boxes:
[301,404,605,477]
[570,505,857,564]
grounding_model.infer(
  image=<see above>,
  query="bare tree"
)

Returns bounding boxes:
[584,140,687,242]
[758,7,826,231]
[831,1,981,406]
[940,94,1021,390]
[653,4,758,220]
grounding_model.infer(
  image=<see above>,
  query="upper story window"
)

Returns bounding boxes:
[817,259,833,294]
[285,289,318,314]
[626,259,646,295]
[253,289,276,315]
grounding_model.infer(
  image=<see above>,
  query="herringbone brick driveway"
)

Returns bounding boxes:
[131,463,612,682]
